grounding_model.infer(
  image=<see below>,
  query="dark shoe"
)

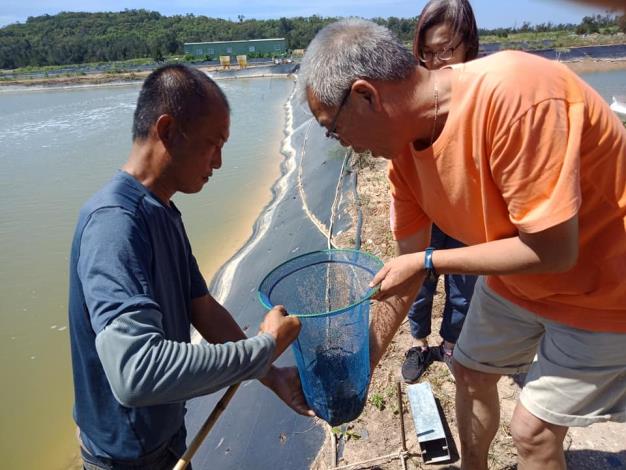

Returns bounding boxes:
[511,372,527,387]
[401,346,433,383]
[434,343,455,379]
[430,342,453,362]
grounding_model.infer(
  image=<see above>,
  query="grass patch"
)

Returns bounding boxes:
[331,425,361,441]
[369,393,386,411]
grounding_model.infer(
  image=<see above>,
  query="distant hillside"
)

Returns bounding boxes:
[0,10,392,68]
[0,9,623,69]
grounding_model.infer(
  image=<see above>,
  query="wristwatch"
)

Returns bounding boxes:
[424,247,438,282]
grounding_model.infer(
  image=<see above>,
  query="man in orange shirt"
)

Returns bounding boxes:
[300,19,626,470]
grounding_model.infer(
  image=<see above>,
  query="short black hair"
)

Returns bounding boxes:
[132,64,230,142]
[413,0,480,63]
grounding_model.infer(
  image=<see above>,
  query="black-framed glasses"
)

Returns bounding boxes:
[419,40,462,63]
[325,89,351,140]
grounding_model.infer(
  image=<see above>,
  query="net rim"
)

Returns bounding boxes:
[257,248,383,318]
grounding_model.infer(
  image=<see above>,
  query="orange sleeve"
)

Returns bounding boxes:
[489,99,583,233]
[387,159,430,240]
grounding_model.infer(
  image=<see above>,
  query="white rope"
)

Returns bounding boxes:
[297,120,336,247]
[327,148,352,249]
[297,119,353,250]
[297,123,356,313]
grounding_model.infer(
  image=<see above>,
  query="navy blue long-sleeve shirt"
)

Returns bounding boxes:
[68,171,275,460]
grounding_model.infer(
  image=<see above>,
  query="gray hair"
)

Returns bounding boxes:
[299,18,417,107]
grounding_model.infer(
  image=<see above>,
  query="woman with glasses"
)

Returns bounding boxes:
[400,0,480,384]
[413,0,479,69]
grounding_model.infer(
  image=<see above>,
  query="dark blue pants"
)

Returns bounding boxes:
[408,224,478,343]
[81,426,190,470]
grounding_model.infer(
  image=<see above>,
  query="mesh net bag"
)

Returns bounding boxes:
[258,249,383,426]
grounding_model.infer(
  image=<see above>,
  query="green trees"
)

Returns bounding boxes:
[576,14,621,35]
[0,11,420,68]
[0,10,624,69]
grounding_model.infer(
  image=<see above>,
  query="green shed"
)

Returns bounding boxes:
[184,38,287,59]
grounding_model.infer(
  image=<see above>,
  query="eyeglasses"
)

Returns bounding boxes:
[325,89,351,140]
[419,41,462,63]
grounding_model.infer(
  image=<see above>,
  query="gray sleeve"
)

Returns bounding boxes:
[95,308,276,407]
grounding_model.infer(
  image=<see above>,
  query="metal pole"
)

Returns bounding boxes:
[397,381,407,452]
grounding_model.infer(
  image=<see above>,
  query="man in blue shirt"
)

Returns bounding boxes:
[68,65,312,469]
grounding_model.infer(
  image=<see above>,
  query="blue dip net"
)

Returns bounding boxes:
[258,249,383,426]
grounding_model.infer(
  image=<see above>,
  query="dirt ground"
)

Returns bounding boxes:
[1,56,625,88]
[0,63,270,87]
[0,70,150,87]
[311,155,626,470]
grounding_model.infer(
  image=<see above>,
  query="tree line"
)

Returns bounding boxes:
[482,13,625,37]
[0,9,624,69]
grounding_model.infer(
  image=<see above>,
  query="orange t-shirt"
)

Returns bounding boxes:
[388,51,626,333]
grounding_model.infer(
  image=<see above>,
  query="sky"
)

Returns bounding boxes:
[0,0,612,30]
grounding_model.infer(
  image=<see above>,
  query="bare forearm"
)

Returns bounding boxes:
[394,216,578,278]
[369,284,421,370]
[433,237,542,276]
[368,229,428,370]
[191,295,247,344]
[433,235,576,276]
[368,237,555,372]
[369,217,578,371]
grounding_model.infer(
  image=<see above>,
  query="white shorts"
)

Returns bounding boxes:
[454,277,626,427]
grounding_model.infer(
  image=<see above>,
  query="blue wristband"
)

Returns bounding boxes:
[424,247,438,282]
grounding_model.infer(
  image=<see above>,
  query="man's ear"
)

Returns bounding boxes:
[155,114,176,148]
[351,80,383,112]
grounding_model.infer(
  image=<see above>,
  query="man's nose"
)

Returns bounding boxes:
[212,149,222,169]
